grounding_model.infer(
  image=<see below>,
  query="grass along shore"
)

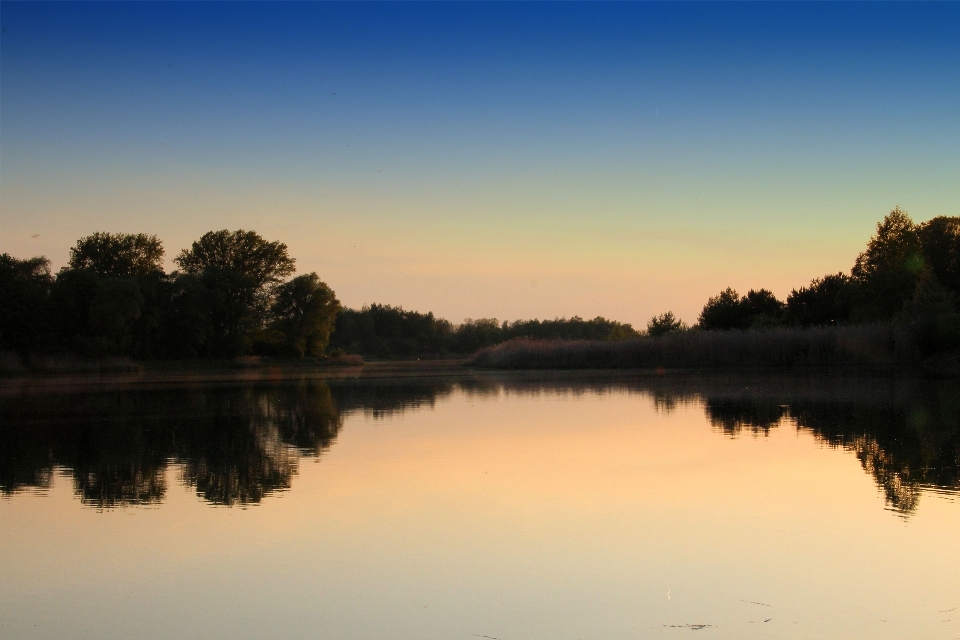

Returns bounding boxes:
[467,323,959,374]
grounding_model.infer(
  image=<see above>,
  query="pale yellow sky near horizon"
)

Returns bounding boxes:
[1,168,955,327]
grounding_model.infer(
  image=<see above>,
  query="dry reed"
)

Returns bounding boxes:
[468,324,917,370]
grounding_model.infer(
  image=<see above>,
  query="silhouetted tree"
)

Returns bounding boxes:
[271,273,341,357]
[49,267,100,353]
[68,232,165,278]
[0,254,54,356]
[174,230,296,356]
[502,316,638,342]
[917,216,960,296]
[647,311,685,337]
[897,271,960,356]
[698,287,746,330]
[87,278,144,356]
[174,230,295,288]
[330,304,454,358]
[741,289,784,326]
[785,273,856,326]
[851,206,925,320]
[161,273,211,357]
[698,288,784,330]
[445,318,498,353]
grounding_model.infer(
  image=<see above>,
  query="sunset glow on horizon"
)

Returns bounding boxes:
[2,2,958,326]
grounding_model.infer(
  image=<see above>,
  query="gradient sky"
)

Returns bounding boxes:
[2,2,958,325]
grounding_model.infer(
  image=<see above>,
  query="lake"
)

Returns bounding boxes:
[1,369,958,639]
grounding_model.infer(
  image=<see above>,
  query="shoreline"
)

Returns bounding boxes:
[1,357,952,399]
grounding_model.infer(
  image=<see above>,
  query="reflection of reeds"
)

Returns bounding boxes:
[469,325,917,370]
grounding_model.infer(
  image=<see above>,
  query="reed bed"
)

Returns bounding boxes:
[467,324,919,370]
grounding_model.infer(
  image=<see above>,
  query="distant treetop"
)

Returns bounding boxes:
[68,232,164,278]
[174,229,295,287]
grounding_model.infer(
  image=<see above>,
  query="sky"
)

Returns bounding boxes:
[2,2,958,326]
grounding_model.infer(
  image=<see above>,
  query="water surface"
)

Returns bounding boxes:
[2,371,958,639]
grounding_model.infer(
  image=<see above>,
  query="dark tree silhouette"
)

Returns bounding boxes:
[68,232,165,278]
[698,287,746,330]
[647,311,685,337]
[0,254,54,356]
[741,289,784,326]
[174,229,295,288]
[851,206,925,320]
[271,273,341,357]
[174,230,296,356]
[917,216,960,295]
[785,273,855,327]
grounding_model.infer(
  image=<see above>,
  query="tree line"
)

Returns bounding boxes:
[660,208,960,356]
[0,230,638,362]
[1,230,339,360]
[2,208,957,363]
[329,307,638,358]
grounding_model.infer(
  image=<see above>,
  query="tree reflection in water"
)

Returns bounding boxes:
[0,379,344,507]
[696,377,960,515]
[1,372,957,514]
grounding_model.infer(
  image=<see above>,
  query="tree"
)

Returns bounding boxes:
[741,289,784,327]
[647,311,685,337]
[698,288,785,330]
[785,273,855,326]
[898,271,960,356]
[0,254,54,356]
[88,278,144,356]
[328,304,455,358]
[271,274,341,357]
[162,273,212,358]
[851,206,924,319]
[698,288,745,330]
[453,318,504,353]
[49,267,100,352]
[917,216,960,295]
[174,230,295,289]
[174,230,296,356]
[68,232,164,278]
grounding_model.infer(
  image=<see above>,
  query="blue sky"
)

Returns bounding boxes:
[2,2,958,324]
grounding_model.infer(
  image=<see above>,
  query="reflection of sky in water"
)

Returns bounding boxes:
[1,374,958,639]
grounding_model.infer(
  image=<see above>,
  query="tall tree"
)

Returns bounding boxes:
[0,254,54,356]
[174,230,295,288]
[271,274,341,357]
[174,230,296,356]
[785,273,855,326]
[851,206,924,319]
[917,216,960,295]
[68,232,164,278]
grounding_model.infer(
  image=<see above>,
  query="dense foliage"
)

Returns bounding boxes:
[1,230,337,360]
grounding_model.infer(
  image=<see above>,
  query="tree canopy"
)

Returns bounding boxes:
[271,273,341,357]
[174,230,297,356]
[851,206,925,320]
[647,311,685,337]
[68,232,164,278]
[174,230,295,288]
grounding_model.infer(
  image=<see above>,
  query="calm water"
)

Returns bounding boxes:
[1,371,958,639]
